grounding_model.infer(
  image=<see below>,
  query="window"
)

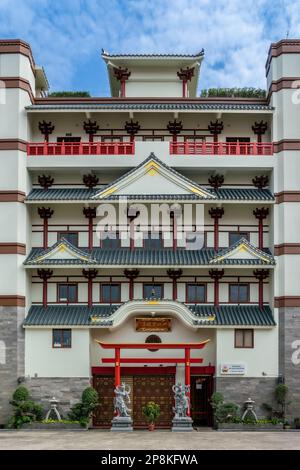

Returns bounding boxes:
[101,232,121,249]
[143,283,163,299]
[101,284,121,303]
[229,284,249,303]
[58,284,77,303]
[57,232,78,246]
[52,329,72,348]
[144,232,163,249]
[226,137,251,155]
[186,283,206,303]
[229,232,249,246]
[235,329,254,348]
[226,137,251,143]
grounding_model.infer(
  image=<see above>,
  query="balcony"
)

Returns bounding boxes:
[170,141,273,156]
[27,141,135,156]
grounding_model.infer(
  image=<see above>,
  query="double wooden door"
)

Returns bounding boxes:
[93,374,175,428]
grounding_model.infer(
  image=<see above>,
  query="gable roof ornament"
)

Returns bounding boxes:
[209,238,275,265]
[91,153,215,200]
[27,238,97,265]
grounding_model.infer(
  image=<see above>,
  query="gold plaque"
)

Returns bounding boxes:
[135,317,171,332]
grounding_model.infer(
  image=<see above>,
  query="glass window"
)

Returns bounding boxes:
[57,232,78,246]
[229,284,249,303]
[144,232,163,249]
[186,284,206,303]
[143,284,163,299]
[58,284,77,303]
[235,329,254,348]
[229,232,249,246]
[101,284,121,303]
[53,329,72,348]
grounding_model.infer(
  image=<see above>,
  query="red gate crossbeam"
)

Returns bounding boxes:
[96,340,210,417]
[102,358,203,363]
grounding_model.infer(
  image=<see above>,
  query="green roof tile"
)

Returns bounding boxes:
[23,304,275,327]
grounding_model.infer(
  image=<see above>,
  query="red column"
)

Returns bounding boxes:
[37,269,53,308]
[167,269,182,301]
[185,348,191,416]
[83,207,96,250]
[209,207,224,251]
[115,348,121,387]
[209,269,224,307]
[82,269,98,308]
[253,208,269,250]
[124,269,139,301]
[38,207,54,249]
[253,269,269,309]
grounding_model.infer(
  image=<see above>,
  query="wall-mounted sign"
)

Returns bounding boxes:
[220,363,246,375]
[135,317,171,332]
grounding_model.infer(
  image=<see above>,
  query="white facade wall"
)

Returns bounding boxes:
[25,329,90,377]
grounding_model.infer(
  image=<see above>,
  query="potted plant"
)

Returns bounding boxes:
[142,401,160,431]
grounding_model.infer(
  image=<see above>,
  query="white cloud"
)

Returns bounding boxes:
[0,0,297,93]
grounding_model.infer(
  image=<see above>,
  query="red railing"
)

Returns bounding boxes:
[27,142,135,156]
[170,142,273,156]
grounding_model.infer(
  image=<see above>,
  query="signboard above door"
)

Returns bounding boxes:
[135,317,171,332]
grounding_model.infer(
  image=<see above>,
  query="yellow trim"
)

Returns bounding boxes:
[147,300,159,305]
[99,186,117,198]
[147,168,158,176]
[33,241,91,263]
[145,161,160,170]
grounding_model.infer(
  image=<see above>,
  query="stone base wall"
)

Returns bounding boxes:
[280,307,300,419]
[24,377,91,418]
[0,307,25,426]
[215,377,278,416]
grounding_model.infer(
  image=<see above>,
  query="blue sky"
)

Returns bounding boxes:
[0,0,298,96]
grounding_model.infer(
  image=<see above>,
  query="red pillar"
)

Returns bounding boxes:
[253,208,269,250]
[115,348,121,387]
[209,269,224,307]
[209,207,224,251]
[253,269,269,309]
[124,269,139,301]
[83,207,96,250]
[38,207,54,249]
[167,269,182,301]
[82,269,98,308]
[185,348,191,416]
[37,269,53,309]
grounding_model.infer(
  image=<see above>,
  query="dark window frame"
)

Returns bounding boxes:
[100,283,121,303]
[57,231,79,246]
[100,231,121,249]
[52,329,72,348]
[228,231,250,246]
[143,283,164,300]
[234,329,254,349]
[143,231,164,249]
[57,283,78,303]
[229,283,250,303]
[186,283,207,303]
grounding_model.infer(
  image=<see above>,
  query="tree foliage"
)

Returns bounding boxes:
[8,386,43,428]
[200,87,266,98]
[68,387,99,426]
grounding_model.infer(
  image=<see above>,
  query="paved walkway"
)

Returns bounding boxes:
[0,429,299,450]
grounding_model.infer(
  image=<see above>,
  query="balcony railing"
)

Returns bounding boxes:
[27,141,135,156]
[170,142,273,156]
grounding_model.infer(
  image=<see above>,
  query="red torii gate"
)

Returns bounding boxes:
[96,340,210,415]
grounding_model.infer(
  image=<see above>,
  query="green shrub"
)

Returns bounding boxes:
[210,392,224,410]
[142,401,160,424]
[68,387,99,427]
[262,384,289,419]
[200,87,266,98]
[8,386,43,429]
[48,91,91,97]
[214,402,240,423]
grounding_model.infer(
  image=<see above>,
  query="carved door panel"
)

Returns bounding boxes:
[133,375,174,428]
[93,375,114,427]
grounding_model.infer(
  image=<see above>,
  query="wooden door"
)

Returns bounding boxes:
[93,375,114,427]
[133,375,175,428]
[190,375,214,426]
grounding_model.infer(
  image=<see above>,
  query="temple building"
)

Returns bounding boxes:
[0,39,299,428]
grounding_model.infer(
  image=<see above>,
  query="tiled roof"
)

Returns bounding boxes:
[25,187,274,202]
[26,103,273,111]
[189,304,276,326]
[23,304,275,327]
[101,51,205,58]
[209,237,275,265]
[24,246,275,266]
